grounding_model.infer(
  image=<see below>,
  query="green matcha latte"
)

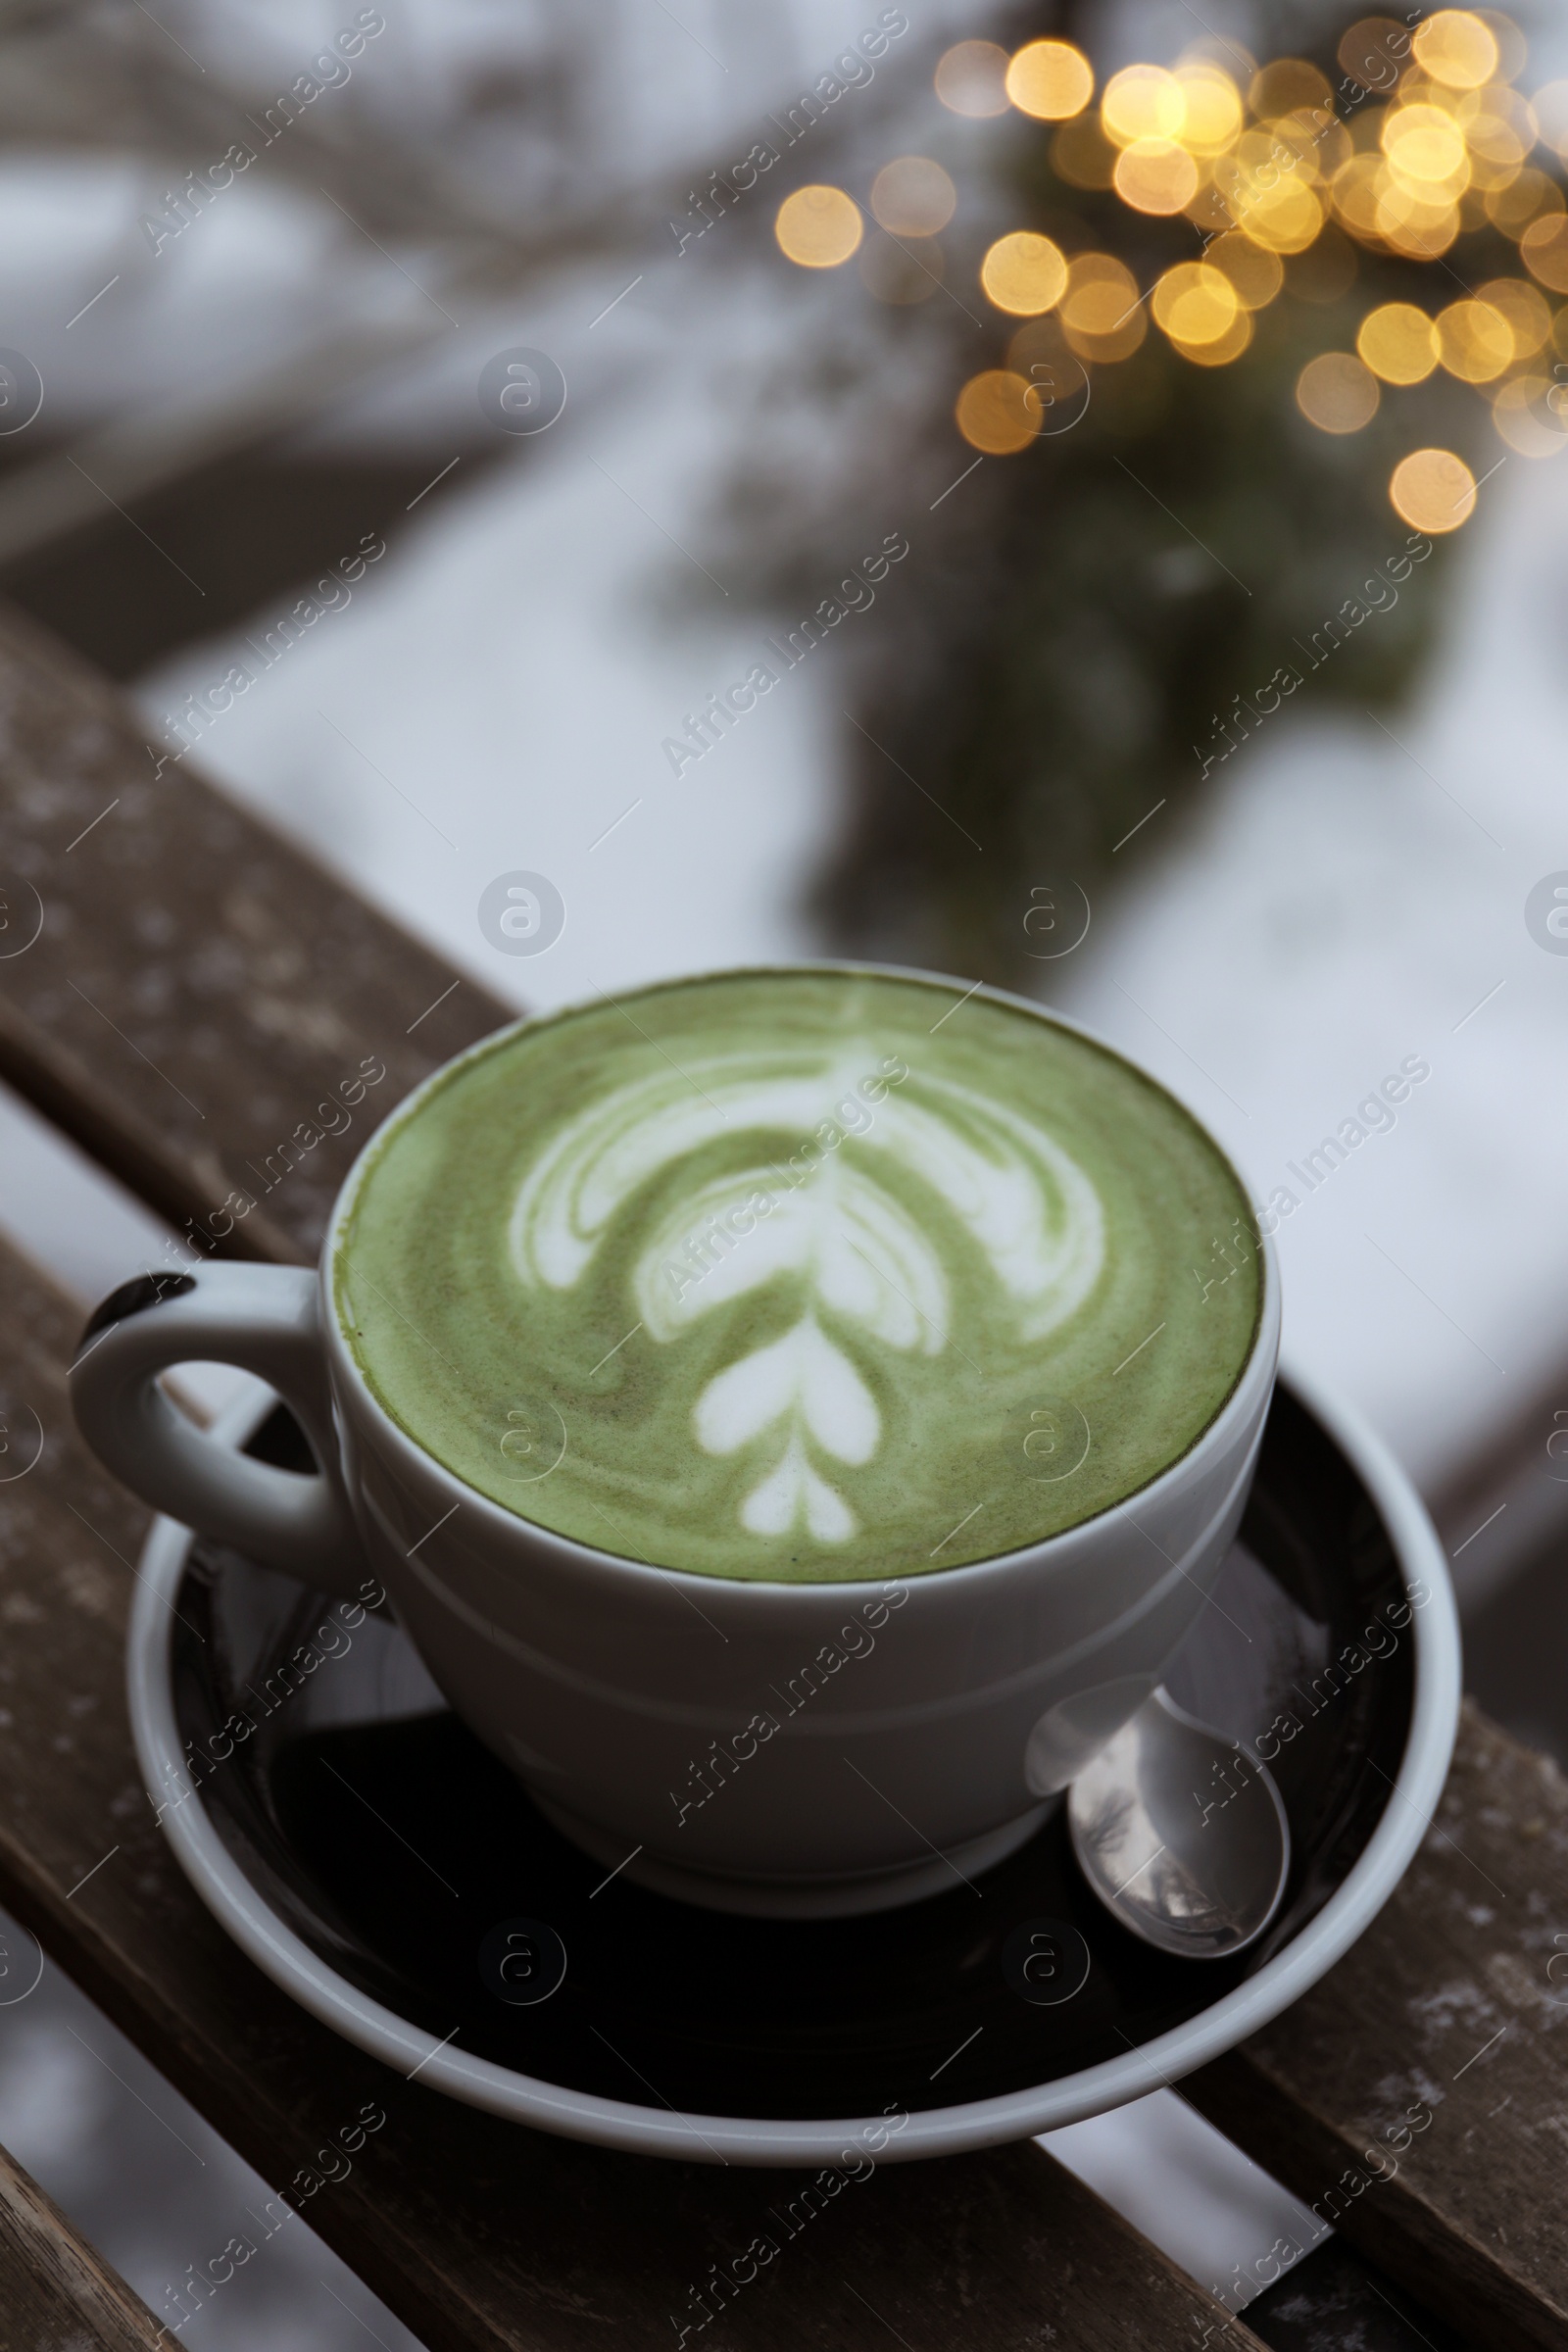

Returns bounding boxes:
[336,970,1260,1582]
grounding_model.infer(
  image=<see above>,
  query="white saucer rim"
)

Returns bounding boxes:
[124,1357,1461,2167]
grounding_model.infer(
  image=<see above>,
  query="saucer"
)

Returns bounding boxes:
[125,1367,1459,2166]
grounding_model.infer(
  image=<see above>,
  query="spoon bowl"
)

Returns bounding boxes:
[1067,1687,1291,1959]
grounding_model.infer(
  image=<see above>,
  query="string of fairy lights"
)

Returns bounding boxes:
[772,10,1568,537]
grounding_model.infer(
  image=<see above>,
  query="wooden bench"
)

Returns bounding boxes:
[1,603,1564,2352]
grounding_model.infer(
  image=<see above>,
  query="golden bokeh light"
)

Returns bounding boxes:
[1520,211,1568,290]
[1485,12,1530,81]
[1478,273,1552,355]
[1177,308,1254,366]
[1297,350,1382,430]
[1250,57,1334,119]
[1381,211,1462,259]
[935,41,1010,118]
[1332,153,1389,239]
[1235,124,1323,189]
[1459,87,1533,189]
[1006,38,1094,121]
[1184,182,1241,240]
[1374,170,1462,256]
[1338,17,1413,92]
[956,369,1041,453]
[1275,108,1350,180]
[1410,11,1499,89]
[1004,318,1092,425]
[1486,170,1565,236]
[775,185,862,267]
[1059,252,1147,360]
[1357,302,1441,382]
[1051,114,1119,188]
[869,157,956,236]
[1205,231,1285,308]
[1152,262,1240,345]
[1113,138,1200,214]
[1436,297,1514,379]
[1236,172,1324,252]
[1006,313,1067,369]
[1390,446,1477,529]
[1461,135,1527,197]
[1533,79,1568,162]
[1382,103,1471,190]
[1005,319,1096,430]
[980,231,1068,316]
[1102,64,1185,146]
[858,233,943,304]
[1173,64,1244,154]
[1491,374,1568,458]
[933,23,1558,450]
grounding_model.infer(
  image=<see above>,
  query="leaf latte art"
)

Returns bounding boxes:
[338,972,1260,1582]
[508,1055,1105,1545]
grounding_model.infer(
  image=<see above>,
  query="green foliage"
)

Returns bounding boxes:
[820,294,1484,983]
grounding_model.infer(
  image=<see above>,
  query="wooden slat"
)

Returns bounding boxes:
[1246,2236,1472,2350]
[0,1225,1261,2351]
[0,2134,168,2352]
[1187,1703,1568,2351]
[0,601,511,1265]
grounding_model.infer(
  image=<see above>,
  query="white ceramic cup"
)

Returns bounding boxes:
[71,978,1280,1918]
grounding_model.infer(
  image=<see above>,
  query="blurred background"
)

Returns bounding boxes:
[2,0,1567,2340]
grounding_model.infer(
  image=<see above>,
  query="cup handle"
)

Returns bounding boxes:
[70,1263,370,1599]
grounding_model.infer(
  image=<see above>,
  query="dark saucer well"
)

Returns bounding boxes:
[166,1383,1414,2124]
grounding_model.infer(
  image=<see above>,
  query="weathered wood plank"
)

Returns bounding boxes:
[1246,2236,1472,2351]
[1187,1703,1568,2352]
[0,2134,168,2352]
[0,1229,1263,2352]
[0,600,511,1266]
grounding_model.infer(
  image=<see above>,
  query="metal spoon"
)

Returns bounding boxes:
[1067,1688,1291,1959]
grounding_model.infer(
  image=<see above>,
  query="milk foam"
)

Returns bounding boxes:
[337,971,1260,1583]
[507,1052,1105,1545]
